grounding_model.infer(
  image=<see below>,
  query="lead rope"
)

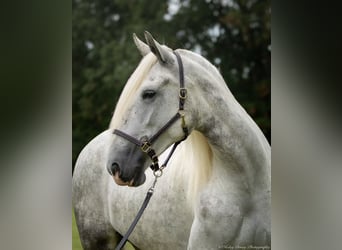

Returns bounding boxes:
[114,176,156,250]
[115,143,180,250]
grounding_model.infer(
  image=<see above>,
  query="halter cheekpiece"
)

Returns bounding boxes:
[113,51,189,173]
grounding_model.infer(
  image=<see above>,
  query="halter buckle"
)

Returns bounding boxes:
[141,141,151,153]
[179,88,187,100]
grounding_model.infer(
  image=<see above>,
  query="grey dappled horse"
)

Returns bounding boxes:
[73,32,271,250]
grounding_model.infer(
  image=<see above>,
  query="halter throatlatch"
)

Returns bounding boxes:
[113,51,189,173]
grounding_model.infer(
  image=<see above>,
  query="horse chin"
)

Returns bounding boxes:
[113,172,146,187]
[131,172,146,187]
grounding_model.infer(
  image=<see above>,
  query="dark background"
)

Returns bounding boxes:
[72,0,271,169]
[1,0,342,249]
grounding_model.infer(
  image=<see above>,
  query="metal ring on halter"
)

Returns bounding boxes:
[153,168,163,178]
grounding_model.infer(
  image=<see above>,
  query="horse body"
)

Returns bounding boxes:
[73,130,194,250]
[73,32,270,249]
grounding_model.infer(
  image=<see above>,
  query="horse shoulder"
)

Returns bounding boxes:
[187,153,271,249]
[188,180,249,248]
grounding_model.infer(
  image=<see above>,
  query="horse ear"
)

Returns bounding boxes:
[133,33,150,57]
[144,31,172,64]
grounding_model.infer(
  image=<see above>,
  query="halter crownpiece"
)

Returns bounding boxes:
[113,51,189,172]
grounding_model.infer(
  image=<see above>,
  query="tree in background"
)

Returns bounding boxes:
[73,0,270,169]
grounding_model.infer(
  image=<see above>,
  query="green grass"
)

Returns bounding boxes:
[72,210,83,250]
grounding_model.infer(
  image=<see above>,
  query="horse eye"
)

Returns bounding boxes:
[142,90,156,100]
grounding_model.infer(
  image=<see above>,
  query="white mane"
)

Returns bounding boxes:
[168,130,213,204]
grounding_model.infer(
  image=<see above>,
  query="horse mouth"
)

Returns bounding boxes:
[113,171,146,187]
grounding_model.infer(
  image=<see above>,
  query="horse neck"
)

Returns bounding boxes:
[188,56,271,194]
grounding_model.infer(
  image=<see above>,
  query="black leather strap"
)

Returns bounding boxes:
[115,190,153,250]
[113,129,142,146]
[173,51,186,111]
[149,112,181,143]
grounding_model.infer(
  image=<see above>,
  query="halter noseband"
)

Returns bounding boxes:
[113,51,189,172]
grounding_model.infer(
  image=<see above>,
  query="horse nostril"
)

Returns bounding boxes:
[110,162,121,175]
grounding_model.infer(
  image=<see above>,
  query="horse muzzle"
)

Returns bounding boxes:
[112,171,146,187]
[108,162,146,187]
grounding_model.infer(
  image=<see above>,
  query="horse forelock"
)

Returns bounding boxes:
[109,53,157,129]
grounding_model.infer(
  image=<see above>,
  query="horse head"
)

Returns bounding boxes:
[107,32,195,187]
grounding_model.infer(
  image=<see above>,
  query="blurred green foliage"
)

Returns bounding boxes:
[72,210,82,250]
[73,0,270,169]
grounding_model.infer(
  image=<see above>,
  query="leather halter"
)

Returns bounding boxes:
[113,51,189,172]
